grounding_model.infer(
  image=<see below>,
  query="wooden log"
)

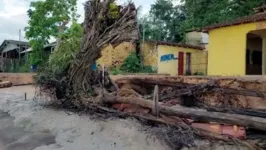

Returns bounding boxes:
[117,78,266,98]
[0,81,12,88]
[103,95,266,131]
[152,85,159,117]
[206,107,266,118]
[133,114,256,150]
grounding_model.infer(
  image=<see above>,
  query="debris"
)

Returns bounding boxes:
[34,0,266,149]
[0,81,12,88]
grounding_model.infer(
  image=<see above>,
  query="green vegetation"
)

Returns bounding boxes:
[111,67,123,75]
[25,0,78,65]
[110,52,156,75]
[19,63,31,73]
[48,23,82,74]
[140,0,264,43]
[121,52,141,73]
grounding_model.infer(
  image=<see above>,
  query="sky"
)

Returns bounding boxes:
[0,0,155,44]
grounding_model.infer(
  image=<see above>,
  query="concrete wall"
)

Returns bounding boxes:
[140,42,158,69]
[185,31,209,47]
[0,73,35,85]
[157,45,207,76]
[208,23,257,76]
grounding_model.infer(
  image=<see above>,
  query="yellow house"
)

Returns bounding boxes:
[97,40,207,76]
[203,5,266,76]
[144,40,207,76]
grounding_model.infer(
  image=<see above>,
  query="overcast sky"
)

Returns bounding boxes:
[0,0,155,44]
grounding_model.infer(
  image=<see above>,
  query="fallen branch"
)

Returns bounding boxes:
[131,114,258,150]
[102,95,266,131]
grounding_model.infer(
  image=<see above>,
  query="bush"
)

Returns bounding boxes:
[19,63,31,73]
[121,52,141,73]
[193,72,205,76]
[111,67,123,75]
[140,66,156,73]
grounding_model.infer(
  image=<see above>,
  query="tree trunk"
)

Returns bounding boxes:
[103,96,266,131]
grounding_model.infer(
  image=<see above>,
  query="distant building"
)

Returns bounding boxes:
[142,40,207,76]
[0,40,29,59]
[185,29,209,48]
[0,40,30,72]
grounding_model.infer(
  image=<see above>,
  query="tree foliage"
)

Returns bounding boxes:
[121,52,141,73]
[182,0,264,29]
[140,0,186,43]
[141,0,265,43]
[25,0,78,65]
[48,23,83,74]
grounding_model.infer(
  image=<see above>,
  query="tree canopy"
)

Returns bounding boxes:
[140,0,265,43]
[140,0,186,42]
[25,0,78,65]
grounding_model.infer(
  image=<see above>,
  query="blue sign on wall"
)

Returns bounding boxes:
[160,54,178,62]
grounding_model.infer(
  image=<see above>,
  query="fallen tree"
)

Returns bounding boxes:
[36,0,138,103]
[101,94,266,131]
[34,0,266,149]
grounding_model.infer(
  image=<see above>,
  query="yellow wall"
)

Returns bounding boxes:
[141,42,158,68]
[97,42,135,68]
[158,45,207,76]
[208,23,257,76]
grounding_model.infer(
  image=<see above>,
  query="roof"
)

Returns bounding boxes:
[185,28,202,32]
[146,40,205,50]
[21,42,56,54]
[203,12,266,32]
[0,40,29,52]
[254,5,266,13]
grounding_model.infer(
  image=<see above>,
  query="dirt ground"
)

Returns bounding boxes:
[0,86,171,150]
[0,85,250,150]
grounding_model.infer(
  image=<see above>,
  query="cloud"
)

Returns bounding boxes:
[0,0,29,43]
[0,0,155,44]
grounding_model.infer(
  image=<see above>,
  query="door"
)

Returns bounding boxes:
[178,52,184,75]
[186,53,191,75]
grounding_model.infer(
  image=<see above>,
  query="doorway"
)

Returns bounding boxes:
[246,33,262,75]
[186,53,192,75]
[178,52,184,75]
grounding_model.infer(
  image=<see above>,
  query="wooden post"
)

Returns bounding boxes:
[25,93,27,100]
[152,85,159,117]
[100,64,105,104]
[102,64,105,87]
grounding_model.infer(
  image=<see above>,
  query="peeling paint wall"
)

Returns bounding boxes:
[140,42,158,69]
[97,42,135,68]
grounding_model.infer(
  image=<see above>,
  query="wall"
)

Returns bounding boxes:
[208,23,257,76]
[140,42,158,69]
[185,31,209,47]
[0,73,35,85]
[97,42,135,68]
[185,31,202,46]
[157,45,207,76]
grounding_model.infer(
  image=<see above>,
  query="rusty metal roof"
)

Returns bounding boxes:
[146,40,205,50]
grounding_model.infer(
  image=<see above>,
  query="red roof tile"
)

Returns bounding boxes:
[203,13,266,32]
[146,40,205,50]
